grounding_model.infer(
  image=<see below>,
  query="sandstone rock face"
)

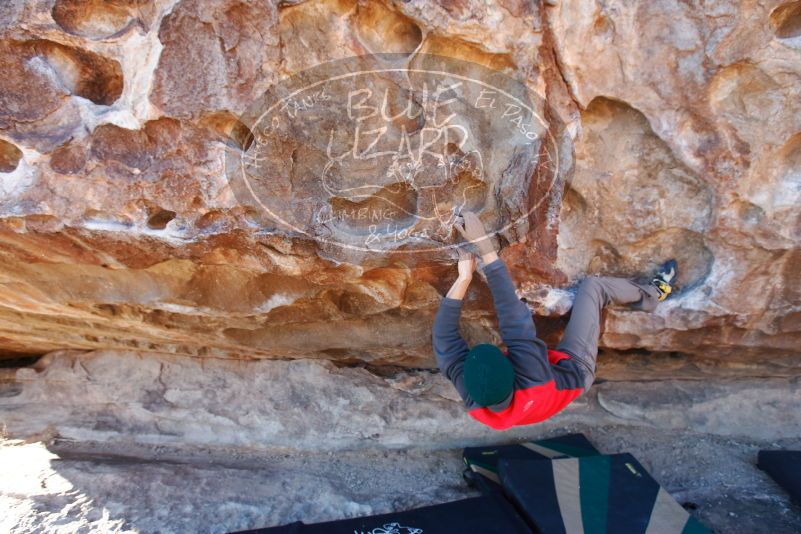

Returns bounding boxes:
[3,350,801,451]
[0,1,797,368]
[1,4,800,531]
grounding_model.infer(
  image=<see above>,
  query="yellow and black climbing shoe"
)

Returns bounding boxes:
[652,259,678,302]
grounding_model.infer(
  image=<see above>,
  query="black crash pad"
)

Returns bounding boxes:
[463,433,599,493]
[498,453,711,534]
[758,450,801,505]
[230,493,532,533]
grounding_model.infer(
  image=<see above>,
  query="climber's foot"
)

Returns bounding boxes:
[652,259,678,302]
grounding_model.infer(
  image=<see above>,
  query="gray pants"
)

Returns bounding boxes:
[556,277,660,389]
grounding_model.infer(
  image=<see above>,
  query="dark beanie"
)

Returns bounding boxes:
[464,344,514,407]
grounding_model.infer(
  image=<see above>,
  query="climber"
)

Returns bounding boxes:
[433,211,677,430]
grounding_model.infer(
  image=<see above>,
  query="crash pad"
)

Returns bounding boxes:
[230,493,532,534]
[758,450,801,505]
[463,433,599,493]
[498,453,711,534]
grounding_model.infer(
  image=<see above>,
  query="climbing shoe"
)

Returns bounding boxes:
[652,259,678,301]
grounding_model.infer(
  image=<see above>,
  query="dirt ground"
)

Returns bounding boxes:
[2,425,799,533]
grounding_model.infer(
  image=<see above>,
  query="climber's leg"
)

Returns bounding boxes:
[556,277,660,389]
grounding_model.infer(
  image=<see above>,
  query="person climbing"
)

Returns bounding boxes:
[433,211,677,430]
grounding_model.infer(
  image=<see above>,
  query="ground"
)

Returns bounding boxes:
[2,426,799,534]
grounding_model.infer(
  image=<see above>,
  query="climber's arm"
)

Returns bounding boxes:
[445,273,472,300]
[482,257,549,358]
[482,257,536,339]
[432,295,470,386]
[454,211,548,363]
[432,251,475,402]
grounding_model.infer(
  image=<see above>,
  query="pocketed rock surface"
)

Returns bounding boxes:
[0,0,797,362]
[1,1,800,532]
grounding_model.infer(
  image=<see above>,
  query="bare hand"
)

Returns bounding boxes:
[457,248,477,279]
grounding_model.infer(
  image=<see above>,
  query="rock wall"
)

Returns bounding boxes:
[0,0,798,369]
[3,350,801,451]
[1,5,800,531]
